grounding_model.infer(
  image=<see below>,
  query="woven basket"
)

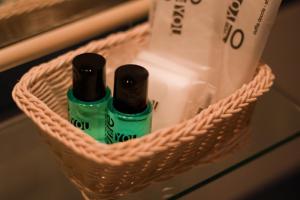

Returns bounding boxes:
[12,23,274,199]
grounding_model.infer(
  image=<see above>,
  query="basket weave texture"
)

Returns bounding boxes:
[12,23,274,199]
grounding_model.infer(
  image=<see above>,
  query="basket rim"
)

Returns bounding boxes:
[12,23,275,166]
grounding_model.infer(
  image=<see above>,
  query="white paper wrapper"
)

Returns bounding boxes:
[216,0,282,99]
[134,51,214,131]
[149,0,227,84]
[134,0,281,130]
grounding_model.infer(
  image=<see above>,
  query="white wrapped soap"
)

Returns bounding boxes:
[134,51,214,131]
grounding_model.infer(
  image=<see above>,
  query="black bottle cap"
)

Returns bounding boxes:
[72,53,106,102]
[113,64,149,114]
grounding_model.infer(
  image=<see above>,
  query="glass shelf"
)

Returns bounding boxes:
[121,87,300,200]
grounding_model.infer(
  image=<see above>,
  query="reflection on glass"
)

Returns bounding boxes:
[0,0,126,48]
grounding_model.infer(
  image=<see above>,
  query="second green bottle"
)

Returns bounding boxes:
[105,64,152,144]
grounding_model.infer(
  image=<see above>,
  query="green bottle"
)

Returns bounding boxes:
[105,64,152,144]
[67,53,111,143]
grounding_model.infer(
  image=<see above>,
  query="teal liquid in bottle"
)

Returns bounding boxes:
[105,64,152,144]
[67,53,111,143]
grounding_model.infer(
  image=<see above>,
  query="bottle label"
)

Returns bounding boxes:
[68,99,107,143]
[67,89,111,143]
[70,117,90,131]
[104,110,152,144]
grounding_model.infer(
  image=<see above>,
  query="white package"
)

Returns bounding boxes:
[216,0,282,99]
[133,0,281,130]
[148,0,227,85]
[133,0,226,130]
[134,51,214,131]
